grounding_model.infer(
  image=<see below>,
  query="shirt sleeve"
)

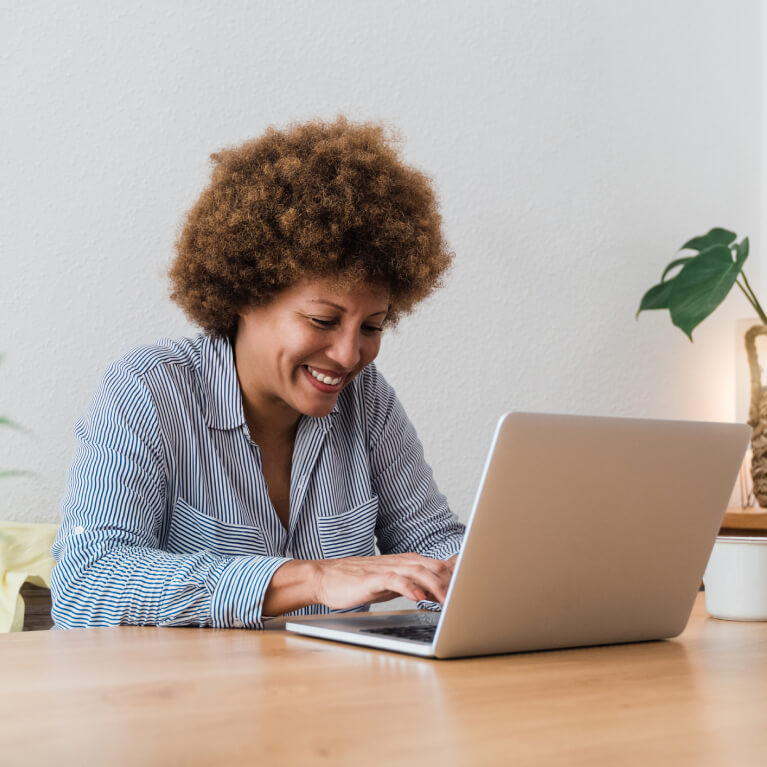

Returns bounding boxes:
[50,358,289,629]
[365,366,465,563]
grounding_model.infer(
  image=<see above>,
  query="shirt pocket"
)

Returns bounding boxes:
[166,497,268,558]
[316,496,379,559]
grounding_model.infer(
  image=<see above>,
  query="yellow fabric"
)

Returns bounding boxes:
[0,521,59,632]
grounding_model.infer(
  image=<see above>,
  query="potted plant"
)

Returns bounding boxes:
[638,228,767,620]
[1,355,27,479]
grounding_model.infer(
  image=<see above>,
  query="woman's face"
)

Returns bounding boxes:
[235,277,389,427]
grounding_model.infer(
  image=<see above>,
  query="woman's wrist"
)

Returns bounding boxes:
[262,558,322,616]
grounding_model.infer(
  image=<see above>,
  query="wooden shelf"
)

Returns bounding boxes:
[721,507,767,536]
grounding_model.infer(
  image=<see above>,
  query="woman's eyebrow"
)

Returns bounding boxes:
[308,299,387,317]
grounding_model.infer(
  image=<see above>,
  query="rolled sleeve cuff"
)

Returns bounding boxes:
[416,599,442,612]
[209,555,290,629]
[419,530,464,563]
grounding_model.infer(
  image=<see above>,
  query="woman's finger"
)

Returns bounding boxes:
[402,563,449,603]
[382,572,428,602]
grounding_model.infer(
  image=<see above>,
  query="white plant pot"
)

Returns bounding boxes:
[703,536,767,621]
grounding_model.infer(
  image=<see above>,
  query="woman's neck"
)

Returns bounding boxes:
[242,398,299,448]
[231,329,302,441]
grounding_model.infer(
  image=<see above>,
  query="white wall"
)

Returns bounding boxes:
[0,0,762,523]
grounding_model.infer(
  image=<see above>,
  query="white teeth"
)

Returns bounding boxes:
[307,366,342,386]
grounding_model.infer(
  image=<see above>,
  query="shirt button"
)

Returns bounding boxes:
[233,618,243,628]
[73,525,85,535]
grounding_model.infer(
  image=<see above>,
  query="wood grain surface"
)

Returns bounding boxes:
[722,507,767,535]
[1,594,766,766]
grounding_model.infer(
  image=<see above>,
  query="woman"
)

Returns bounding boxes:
[51,116,465,628]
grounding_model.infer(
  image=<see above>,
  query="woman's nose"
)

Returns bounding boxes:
[327,329,361,370]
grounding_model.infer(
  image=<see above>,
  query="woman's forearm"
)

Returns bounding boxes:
[262,559,322,616]
[51,540,290,629]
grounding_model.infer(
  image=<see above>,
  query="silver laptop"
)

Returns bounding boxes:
[285,412,750,659]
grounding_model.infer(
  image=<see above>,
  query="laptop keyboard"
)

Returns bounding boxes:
[361,625,437,643]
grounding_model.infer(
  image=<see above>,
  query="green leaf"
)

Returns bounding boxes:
[668,244,744,340]
[734,237,750,264]
[637,255,697,318]
[681,228,737,252]
[0,416,22,431]
[0,470,29,479]
[661,257,693,283]
[637,280,675,317]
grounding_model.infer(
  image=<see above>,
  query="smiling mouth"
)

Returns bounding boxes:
[302,365,346,391]
[305,365,345,385]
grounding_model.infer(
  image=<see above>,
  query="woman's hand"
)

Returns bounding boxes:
[262,553,458,617]
[312,552,457,610]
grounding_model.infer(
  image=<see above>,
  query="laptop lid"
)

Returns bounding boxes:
[431,412,750,658]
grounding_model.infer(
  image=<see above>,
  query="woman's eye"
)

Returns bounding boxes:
[309,317,383,334]
[310,318,336,328]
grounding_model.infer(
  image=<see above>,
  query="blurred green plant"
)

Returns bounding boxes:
[1,354,29,478]
[636,228,765,340]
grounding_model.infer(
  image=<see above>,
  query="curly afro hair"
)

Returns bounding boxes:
[169,115,453,337]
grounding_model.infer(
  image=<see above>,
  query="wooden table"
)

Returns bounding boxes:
[1,594,766,766]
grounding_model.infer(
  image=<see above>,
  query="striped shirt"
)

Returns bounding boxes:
[51,333,465,629]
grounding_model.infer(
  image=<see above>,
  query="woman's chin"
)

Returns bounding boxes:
[298,398,338,419]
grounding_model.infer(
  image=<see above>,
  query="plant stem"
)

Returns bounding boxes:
[740,271,767,320]
[737,278,767,325]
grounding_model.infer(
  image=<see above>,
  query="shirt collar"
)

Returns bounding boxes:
[198,333,339,433]
[199,334,246,430]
